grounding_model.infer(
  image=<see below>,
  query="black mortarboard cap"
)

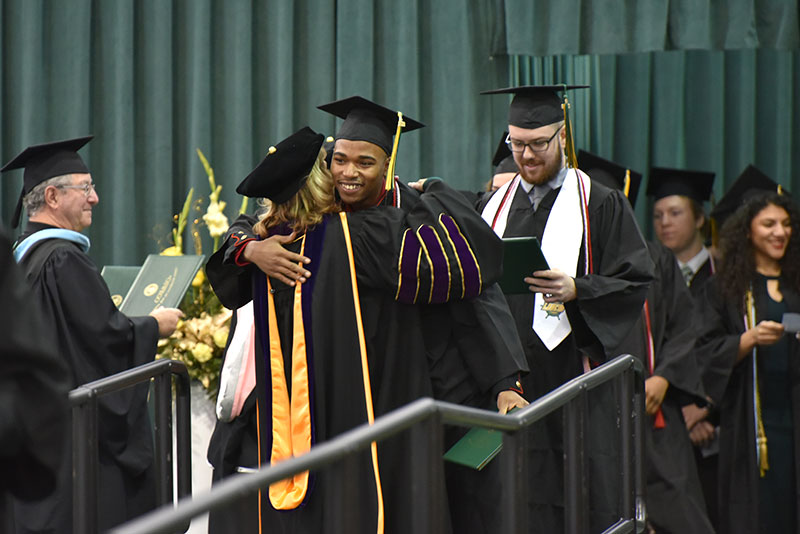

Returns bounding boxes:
[710,164,788,226]
[317,96,424,155]
[481,85,589,129]
[646,167,715,204]
[0,135,93,228]
[492,131,517,175]
[323,135,335,169]
[578,150,642,209]
[236,127,324,203]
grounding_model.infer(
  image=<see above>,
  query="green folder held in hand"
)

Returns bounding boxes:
[101,265,141,308]
[443,408,519,470]
[119,254,205,316]
[499,236,549,294]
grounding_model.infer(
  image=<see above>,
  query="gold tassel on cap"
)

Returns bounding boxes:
[623,169,631,198]
[268,146,277,155]
[561,90,578,169]
[385,111,406,191]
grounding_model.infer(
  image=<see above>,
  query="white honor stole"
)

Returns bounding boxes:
[482,169,591,350]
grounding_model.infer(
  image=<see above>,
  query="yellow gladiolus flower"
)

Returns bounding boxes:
[192,269,205,288]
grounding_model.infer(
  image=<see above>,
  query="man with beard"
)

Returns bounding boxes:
[476,86,653,533]
[206,98,528,533]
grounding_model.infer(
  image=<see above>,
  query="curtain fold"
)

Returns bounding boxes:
[497,0,800,56]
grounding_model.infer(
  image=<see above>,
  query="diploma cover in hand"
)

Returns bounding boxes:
[101,265,141,308]
[499,236,550,294]
[443,427,504,470]
[119,254,205,316]
[443,408,519,470]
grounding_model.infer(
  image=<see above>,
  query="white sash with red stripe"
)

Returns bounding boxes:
[481,168,591,350]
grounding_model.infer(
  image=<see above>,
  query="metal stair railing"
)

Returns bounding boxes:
[110,353,645,534]
[69,358,193,534]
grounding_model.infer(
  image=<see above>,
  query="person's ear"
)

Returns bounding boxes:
[696,214,706,230]
[44,185,60,208]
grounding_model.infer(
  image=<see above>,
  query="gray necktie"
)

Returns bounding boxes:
[529,185,549,211]
[680,265,694,286]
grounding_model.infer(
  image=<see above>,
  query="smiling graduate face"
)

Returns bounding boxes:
[329,139,389,210]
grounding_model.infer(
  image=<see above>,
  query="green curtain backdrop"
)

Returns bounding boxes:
[0,0,507,268]
[496,0,800,55]
[1,0,799,267]
[507,50,800,236]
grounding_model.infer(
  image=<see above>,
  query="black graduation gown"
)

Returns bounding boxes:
[207,180,506,533]
[0,227,70,518]
[207,181,528,533]
[602,241,712,534]
[11,222,159,534]
[477,181,654,534]
[689,257,714,299]
[696,277,800,534]
[686,255,720,531]
[395,183,528,534]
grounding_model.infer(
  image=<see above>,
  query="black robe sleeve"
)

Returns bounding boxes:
[695,279,742,406]
[22,242,159,474]
[349,180,528,400]
[649,241,706,402]
[348,178,503,302]
[571,188,654,360]
[205,213,259,310]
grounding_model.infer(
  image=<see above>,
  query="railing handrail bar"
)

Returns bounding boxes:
[69,359,190,405]
[110,354,642,534]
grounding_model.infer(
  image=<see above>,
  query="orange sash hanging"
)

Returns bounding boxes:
[339,212,385,534]
[265,235,313,509]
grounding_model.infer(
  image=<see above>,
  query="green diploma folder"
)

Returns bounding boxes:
[443,408,519,470]
[101,265,142,308]
[443,426,504,471]
[499,236,550,294]
[119,254,205,316]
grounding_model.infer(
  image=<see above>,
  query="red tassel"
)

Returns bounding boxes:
[654,408,666,429]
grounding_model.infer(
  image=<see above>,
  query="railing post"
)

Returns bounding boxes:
[564,386,588,534]
[632,368,647,532]
[410,411,444,533]
[617,368,634,523]
[173,367,192,502]
[501,427,528,534]
[152,374,173,506]
[73,393,99,534]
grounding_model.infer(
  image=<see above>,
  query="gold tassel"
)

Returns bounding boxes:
[778,184,784,195]
[561,92,578,169]
[711,218,719,249]
[623,169,631,198]
[746,289,769,477]
[385,111,406,191]
[758,433,769,477]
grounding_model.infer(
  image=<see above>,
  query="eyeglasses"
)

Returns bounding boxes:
[506,124,564,154]
[57,182,96,197]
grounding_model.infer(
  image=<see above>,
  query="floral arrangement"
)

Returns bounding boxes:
[156,149,246,397]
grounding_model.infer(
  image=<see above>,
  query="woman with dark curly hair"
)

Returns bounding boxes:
[696,191,800,534]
